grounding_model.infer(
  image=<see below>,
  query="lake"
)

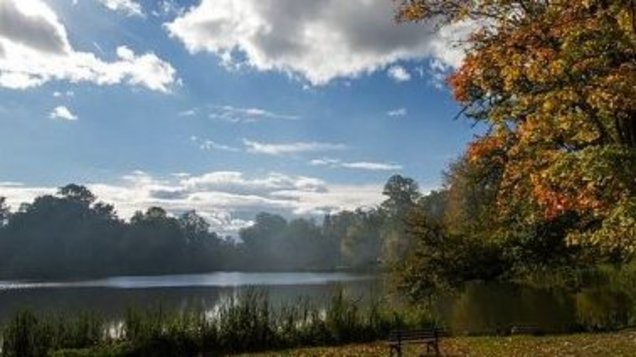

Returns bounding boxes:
[1,272,633,333]
[0,272,377,324]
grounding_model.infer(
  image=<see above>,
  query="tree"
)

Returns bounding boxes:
[397,0,636,261]
[239,213,288,269]
[179,210,225,271]
[380,175,422,265]
[381,175,421,217]
[340,209,385,270]
[125,207,185,274]
[416,190,447,225]
[0,186,125,278]
[0,197,9,274]
[396,208,509,302]
[179,210,211,242]
[0,197,9,225]
[442,156,500,237]
[58,184,96,205]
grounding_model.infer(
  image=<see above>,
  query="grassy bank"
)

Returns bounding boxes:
[1,289,433,356]
[4,285,636,356]
[245,331,636,356]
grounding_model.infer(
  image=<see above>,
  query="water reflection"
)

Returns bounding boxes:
[439,281,636,334]
[440,282,577,334]
[0,272,376,324]
[0,272,372,290]
[1,273,634,334]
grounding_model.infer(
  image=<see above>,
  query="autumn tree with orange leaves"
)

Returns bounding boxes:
[398,0,636,261]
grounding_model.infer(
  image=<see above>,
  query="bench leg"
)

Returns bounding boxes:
[423,341,440,356]
[389,344,402,357]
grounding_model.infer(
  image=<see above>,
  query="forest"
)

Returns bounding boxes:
[0,175,427,279]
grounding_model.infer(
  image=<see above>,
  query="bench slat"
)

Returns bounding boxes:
[388,328,443,342]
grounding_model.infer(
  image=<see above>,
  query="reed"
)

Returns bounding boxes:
[1,287,422,356]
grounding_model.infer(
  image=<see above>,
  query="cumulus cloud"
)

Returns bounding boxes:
[209,105,299,123]
[96,0,144,17]
[310,158,402,171]
[166,0,471,86]
[387,108,407,117]
[243,139,346,156]
[0,172,385,235]
[49,105,78,121]
[387,65,411,82]
[0,0,176,92]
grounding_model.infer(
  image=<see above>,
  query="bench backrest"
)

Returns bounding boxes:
[510,325,541,335]
[388,328,443,342]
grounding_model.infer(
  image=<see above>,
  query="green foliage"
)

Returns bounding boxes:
[394,209,509,301]
[2,310,51,357]
[338,209,385,270]
[1,311,105,357]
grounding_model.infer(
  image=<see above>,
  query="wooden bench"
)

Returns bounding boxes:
[388,328,444,356]
[509,325,542,336]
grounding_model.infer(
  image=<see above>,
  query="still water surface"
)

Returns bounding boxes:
[0,272,376,324]
[1,273,633,333]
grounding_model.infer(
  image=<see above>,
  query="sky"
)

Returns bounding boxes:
[0,0,478,234]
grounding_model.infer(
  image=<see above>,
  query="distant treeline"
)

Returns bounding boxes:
[0,175,423,279]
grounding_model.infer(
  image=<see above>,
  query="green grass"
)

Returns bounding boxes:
[244,331,636,356]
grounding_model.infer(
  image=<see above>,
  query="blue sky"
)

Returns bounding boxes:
[0,0,477,233]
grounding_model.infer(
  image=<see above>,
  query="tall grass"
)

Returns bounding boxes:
[1,311,105,357]
[1,288,429,356]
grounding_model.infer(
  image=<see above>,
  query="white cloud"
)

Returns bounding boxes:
[180,171,326,196]
[198,139,241,153]
[52,90,74,98]
[49,105,78,121]
[178,109,197,117]
[340,162,402,171]
[96,0,144,17]
[165,0,472,86]
[152,0,185,18]
[0,0,176,92]
[310,158,402,171]
[309,158,342,166]
[0,172,386,235]
[243,139,346,156]
[427,58,453,89]
[387,65,411,82]
[0,183,53,210]
[192,137,346,156]
[387,108,407,117]
[209,105,299,123]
